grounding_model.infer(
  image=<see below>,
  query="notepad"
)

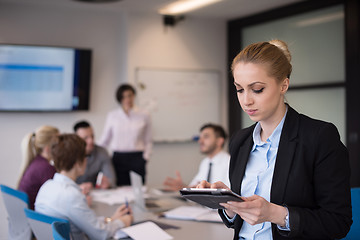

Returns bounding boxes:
[163,206,222,223]
[91,186,136,205]
[114,221,173,240]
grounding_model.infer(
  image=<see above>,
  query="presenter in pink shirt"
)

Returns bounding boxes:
[99,84,152,186]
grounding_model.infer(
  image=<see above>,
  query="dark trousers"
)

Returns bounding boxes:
[112,151,146,186]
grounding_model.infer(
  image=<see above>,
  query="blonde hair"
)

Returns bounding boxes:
[17,125,59,186]
[231,39,292,83]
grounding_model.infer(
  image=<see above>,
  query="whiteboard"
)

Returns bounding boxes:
[135,68,221,142]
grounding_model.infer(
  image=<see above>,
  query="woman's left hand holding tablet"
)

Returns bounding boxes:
[196,181,287,225]
[220,195,287,226]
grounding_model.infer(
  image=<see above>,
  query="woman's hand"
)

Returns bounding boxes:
[79,182,93,195]
[220,195,287,226]
[85,195,92,207]
[195,180,230,190]
[112,204,134,227]
[195,180,236,217]
[119,214,133,227]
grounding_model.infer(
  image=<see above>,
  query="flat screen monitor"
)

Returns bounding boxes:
[0,44,92,111]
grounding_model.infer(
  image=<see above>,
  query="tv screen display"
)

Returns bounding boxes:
[0,44,91,111]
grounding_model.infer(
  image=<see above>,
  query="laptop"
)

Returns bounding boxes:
[130,171,175,212]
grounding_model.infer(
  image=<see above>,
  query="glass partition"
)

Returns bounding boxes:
[240,4,346,143]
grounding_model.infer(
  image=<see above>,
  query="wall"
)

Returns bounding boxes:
[0,2,227,239]
[127,12,227,187]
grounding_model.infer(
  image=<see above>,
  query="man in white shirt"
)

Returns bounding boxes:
[163,124,230,190]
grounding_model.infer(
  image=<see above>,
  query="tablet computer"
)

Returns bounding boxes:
[179,188,243,209]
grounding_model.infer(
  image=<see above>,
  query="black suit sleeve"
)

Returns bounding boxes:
[218,209,238,228]
[279,123,352,239]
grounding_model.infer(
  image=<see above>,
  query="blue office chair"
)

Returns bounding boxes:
[24,208,69,240]
[52,221,71,240]
[342,187,360,239]
[0,184,32,240]
[343,188,360,240]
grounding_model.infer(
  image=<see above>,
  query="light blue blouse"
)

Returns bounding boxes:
[238,110,287,240]
[224,108,289,240]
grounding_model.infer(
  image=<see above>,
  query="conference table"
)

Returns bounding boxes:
[91,188,233,239]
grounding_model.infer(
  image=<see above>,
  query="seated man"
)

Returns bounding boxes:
[74,121,116,191]
[163,123,230,191]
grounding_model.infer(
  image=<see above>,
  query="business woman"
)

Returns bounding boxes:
[18,125,59,209]
[99,84,152,186]
[198,40,352,239]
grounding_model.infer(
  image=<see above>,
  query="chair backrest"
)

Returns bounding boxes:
[343,187,360,239]
[24,208,69,240]
[0,184,32,240]
[52,221,71,240]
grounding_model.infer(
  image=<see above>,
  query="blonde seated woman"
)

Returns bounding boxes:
[35,134,133,240]
[18,125,59,210]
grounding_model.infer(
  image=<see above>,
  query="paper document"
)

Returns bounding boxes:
[113,230,128,239]
[163,206,222,222]
[91,186,134,205]
[114,221,173,240]
[91,186,148,205]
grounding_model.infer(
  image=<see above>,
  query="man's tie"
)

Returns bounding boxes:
[206,162,212,183]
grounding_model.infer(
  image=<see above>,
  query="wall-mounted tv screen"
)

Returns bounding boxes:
[0,44,91,111]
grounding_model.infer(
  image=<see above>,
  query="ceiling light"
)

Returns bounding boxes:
[158,0,222,16]
[73,0,123,3]
[296,11,344,27]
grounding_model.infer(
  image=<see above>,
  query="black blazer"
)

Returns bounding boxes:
[219,106,352,240]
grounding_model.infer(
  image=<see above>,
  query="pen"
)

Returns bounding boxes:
[125,197,130,214]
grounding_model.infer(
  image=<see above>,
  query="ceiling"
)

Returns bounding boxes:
[3,0,305,20]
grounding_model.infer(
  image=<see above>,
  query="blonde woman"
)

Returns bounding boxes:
[18,125,59,209]
[198,40,352,239]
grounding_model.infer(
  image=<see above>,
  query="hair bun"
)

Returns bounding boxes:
[269,39,291,63]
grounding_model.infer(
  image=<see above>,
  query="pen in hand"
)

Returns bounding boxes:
[125,197,130,214]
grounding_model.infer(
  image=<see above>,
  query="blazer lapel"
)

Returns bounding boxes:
[270,106,299,204]
[231,133,253,195]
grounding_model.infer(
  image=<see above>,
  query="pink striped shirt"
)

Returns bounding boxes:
[98,106,152,160]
